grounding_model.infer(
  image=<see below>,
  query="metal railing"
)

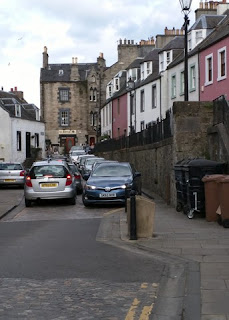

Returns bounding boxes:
[94,110,173,153]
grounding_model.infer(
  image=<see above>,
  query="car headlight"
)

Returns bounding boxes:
[121,185,127,189]
[85,184,97,190]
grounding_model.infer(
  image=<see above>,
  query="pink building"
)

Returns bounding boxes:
[112,93,128,139]
[199,21,229,101]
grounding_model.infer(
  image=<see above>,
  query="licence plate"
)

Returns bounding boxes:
[4,179,16,182]
[40,183,58,188]
[99,193,116,198]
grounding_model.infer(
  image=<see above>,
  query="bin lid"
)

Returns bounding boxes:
[184,158,224,168]
[217,175,229,183]
[202,174,225,183]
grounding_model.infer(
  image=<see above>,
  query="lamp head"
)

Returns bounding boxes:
[179,0,192,14]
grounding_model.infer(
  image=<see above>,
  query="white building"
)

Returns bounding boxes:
[0,90,45,163]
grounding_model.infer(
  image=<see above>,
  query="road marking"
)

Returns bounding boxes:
[103,208,123,216]
[139,304,154,320]
[125,298,140,320]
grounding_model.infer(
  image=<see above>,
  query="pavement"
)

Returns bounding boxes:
[1,187,229,320]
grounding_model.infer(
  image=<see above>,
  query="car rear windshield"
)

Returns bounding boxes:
[92,165,131,177]
[0,163,23,170]
[30,165,68,178]
[71,151,85,156]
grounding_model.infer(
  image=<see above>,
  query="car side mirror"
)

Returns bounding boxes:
[134,172,141,178]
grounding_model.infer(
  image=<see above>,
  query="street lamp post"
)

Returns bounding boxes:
[179,0,192,101]
[126,77,135,135]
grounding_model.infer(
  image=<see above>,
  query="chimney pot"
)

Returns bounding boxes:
[15,86,17,91]
[99,52,104,59]
[11,88,13,92]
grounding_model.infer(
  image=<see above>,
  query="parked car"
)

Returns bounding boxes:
[68,163,83,194]
[78,155,95,173]
[81,157,104,179]
[24,160,76,207]
[82,162,141,206]
[70,150,86,164]
[0,162,25,187]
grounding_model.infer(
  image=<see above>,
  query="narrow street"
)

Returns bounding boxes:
[0,195,165,320]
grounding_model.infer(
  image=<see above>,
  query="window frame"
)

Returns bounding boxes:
[59,109,70,127]
[152,85,157,109]
[16,131,21,151]
[140,90,145,113]
[58,88,70,102]
[217,46,226,81]
[205,53,213,86]
[15,104,21,117]
[189,64,196,92]
[171,74,176,99]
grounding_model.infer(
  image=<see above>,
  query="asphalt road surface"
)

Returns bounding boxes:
[0,196,165,320]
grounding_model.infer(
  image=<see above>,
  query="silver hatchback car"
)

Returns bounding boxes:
[0,162,25,187]
[24,160,76,207]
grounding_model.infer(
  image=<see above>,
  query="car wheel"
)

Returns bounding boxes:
[82,194,90,207]
[69,196,76,205]
[25,198,32,207]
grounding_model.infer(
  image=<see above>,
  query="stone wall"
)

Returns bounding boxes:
[96,101,215,207]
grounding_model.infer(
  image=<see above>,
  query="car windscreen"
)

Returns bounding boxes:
[86,158,102,165]
[71,151,85,156]
[92,165,131,177]
[0,163,22,170]
[30,165,68,178]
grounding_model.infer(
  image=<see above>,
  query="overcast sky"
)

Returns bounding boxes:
[0,0,199,108]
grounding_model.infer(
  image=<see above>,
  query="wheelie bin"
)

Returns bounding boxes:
[174,159,191,212]
[217,175,229,228]
[182,159,226,219]
[202,174,225,222]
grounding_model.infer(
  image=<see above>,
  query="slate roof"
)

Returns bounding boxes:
[0,91,41,122]
[40,63,98,82]
[126,58,144,70]
[190,14,225,30]
[142,49,160,62]
[158,36,184,53]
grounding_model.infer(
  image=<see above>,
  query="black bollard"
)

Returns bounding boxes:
[125,184,128,213]
[130,190,137,240]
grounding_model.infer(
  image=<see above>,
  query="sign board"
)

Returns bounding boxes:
[59,130,77,134]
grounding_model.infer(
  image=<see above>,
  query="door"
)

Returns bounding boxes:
[26,132,31,158]
[66,137,75,153]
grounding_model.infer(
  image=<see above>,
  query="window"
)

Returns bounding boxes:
[180,71,184,95]
[171,74,176,98]
[59,88,70,102]
[34,133,39,147]
[140,121,145,131]
[114,78,119,91]
[132,69,137,81]
[152,85,157,109]
[17,131,21,151]
[146,62,151,75]
[59,109,70,126]
[190,65,196,91]
[108,85,112,97]
[205,54,213,85]
[166,52,171,64]
[218,47,226,81]
[89,88,93,101]
[141,65,144,80]
[195,31,203,44]
[140,90,145,112]
[93,89,97,101]
[15,104,21,117]
[59,70,64,76]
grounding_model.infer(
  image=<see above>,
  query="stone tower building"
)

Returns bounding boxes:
[40,40,155,153]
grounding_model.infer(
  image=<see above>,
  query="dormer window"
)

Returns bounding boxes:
[141,64,144,80]
[15,104,21,117]
[146,62,151,75]
[167,52,171,64]
[59,70,64,76]
[114,78,119,91]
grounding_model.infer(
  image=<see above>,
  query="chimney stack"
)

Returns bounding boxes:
[42,46,49,69]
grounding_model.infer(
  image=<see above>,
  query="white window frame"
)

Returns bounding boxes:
[190,64,196,91]
[15,104,21,117]
[180,71,184,96]
[217,46,227,81]
[59,89,69,102]
[171,74,176,99]
[141,64,144,80]
[114,78,119,91]
[152,85,157,109]
[61,110,69,126]
[205,53,213,86]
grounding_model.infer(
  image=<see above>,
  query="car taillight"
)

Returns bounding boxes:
[74,174,81,179]
[20,170,25,176]
[25,176,32,187]
[66,174,72,186]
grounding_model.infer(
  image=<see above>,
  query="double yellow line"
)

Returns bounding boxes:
[125,283,158,320]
